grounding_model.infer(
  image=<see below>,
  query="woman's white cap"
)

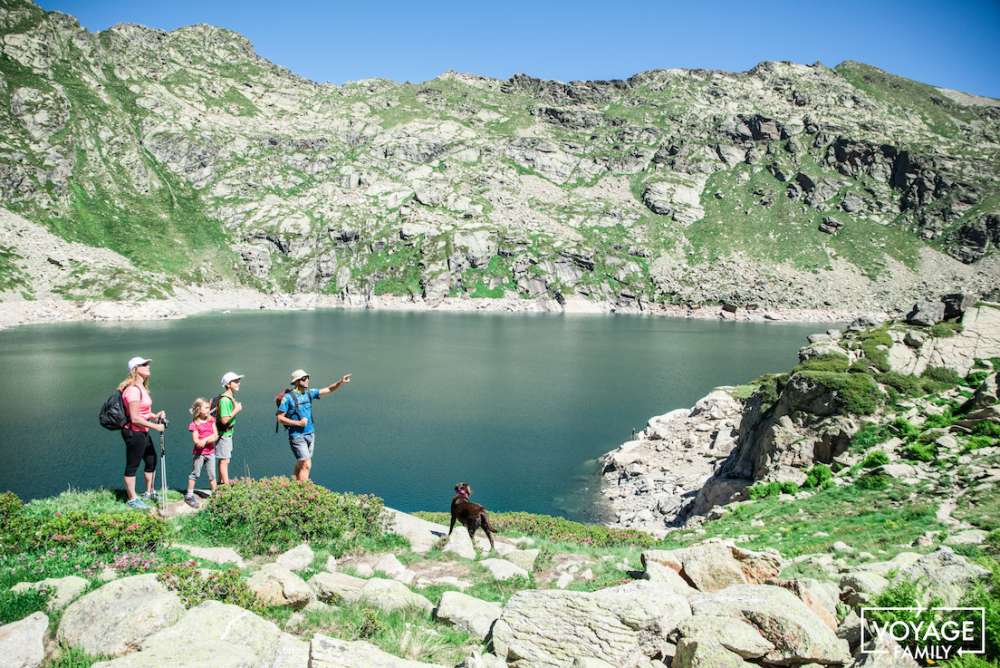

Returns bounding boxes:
[221,371,245,387]
[127,356,151,371]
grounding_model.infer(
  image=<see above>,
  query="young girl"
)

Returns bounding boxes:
[185,398,219,509]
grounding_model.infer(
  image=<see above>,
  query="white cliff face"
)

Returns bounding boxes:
[599,389,744,534]
[0,1,998,312]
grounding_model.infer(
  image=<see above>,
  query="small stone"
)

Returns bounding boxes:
[275,543,314,572]
[480,558,529,581]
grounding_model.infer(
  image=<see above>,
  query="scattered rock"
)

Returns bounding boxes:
[0,612,47,668]
[492,581,691,666]
[308,571,366,603]
[91,600,308,668]
[57,574,184,657]
[435,591,502,640]
[358,578,434,614]
[443,529,478,560]
[246,563,314,608]
[11,575,88,611]
[175,544,247,568]
[480,558,529,581]
[641,541,782,592]
[310,633,446,667]
[275,543,314,571]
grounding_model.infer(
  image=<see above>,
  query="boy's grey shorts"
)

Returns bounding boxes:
[289,433,315,461]
[215,435,233,460]
[189,454,216,481]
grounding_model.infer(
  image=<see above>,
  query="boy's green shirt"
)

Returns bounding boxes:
[219,395,236,436]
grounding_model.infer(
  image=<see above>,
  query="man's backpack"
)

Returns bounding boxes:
[274,388,312,432]
[98,385,132,431]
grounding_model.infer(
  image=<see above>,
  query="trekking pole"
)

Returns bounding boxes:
[159,417,169,513]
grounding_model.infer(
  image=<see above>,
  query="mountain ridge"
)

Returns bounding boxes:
[1,0,998,315]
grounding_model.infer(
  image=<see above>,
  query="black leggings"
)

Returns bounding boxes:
[122,429,157,477]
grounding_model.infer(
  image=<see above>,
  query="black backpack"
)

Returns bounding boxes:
[210,394,231,435]
[98,385,133,431]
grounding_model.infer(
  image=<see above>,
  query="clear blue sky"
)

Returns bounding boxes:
[38,0,1000,97]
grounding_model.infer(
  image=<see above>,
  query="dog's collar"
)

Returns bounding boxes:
[456,490,470,500]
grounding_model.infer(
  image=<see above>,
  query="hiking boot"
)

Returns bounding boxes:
[184,495,200,509]
[126,497,150,510]
[142,490,158,501]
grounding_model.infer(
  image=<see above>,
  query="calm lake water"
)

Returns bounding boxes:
[0,309,820,520]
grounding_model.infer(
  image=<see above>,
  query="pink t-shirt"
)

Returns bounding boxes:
[188,419,216,456]
[122,385,152,433]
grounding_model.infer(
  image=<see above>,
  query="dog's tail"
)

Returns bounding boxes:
[481,511,496,534]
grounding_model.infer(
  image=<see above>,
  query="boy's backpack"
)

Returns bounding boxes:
[274,387,313,432]
[210,394,230,436]
[98,385,133,431]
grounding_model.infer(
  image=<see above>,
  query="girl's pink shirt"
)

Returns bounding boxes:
[188,419,216,456]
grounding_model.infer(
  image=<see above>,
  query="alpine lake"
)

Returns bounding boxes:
[0,308,822,521]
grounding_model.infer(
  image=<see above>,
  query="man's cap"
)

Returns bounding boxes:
[290,369,309,383]
[127,356,151,371]
[220,371,245,387]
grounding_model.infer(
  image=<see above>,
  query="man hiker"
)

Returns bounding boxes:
[276,369,352,481]
[216,371,244,485]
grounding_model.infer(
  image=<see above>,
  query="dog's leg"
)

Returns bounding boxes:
[449,513,456,536]
[481,512,496,551]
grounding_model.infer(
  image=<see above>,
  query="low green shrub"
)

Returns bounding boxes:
[0,586,50,624]
[749,373,788,412]
[986,530,1000,556]
[858,327,892,372]
[798,371,882,415]
[923,408,957,430]
[795,353,850,374]
[958,559,999,659]
[963,435,998,452]
[0,491,21,528]
[966,370,990,387]
[414,510,655,548]
[877,371,926,397]
[971,420,1000,438]
[850,423,891,452]
[195,478,385,555]
[747,481,799,499]
[801,464,833,489]
[45,646,110,668]
[3,508,168,554]
[158,562,262,612]
[922,366,963,387]
[861,451,890,468]
[891,417,921,441]
[929,322,963,338]
[855,471,890,490]
[902,441,937,463]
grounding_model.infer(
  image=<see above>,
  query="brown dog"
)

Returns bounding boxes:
[449,482,495,551]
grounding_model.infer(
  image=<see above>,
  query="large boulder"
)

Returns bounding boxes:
[778,579,840,630]
[905,300,946,326]
[358,578,434,614]
[435,591,502,640]
[247,563,314,608]
[275,543,315,571]
[897,547,990,605]
[689,584,851,665]
[57,574,184,657]
[480,558,529,581]
[674,614,774,659]
[443,529,478,560]
[308,571,366,603]
[91,601,308,668]
[641,541,782,592]
[674,638,752,668]
[0,612,47,668]
[310,634,446,667]
[839,571,890,608]
[385,508,447,554]
[12,575,88,611]
[491,581,691,667]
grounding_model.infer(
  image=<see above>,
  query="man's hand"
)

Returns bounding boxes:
[298,418,308,427]
[341,374,352,384]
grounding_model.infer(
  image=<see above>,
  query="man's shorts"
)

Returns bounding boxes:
[215,435,234,460]
[289,433,315,461]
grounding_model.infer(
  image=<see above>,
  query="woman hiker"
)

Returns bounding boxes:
[215,371,244,485]
[119,356,166,509]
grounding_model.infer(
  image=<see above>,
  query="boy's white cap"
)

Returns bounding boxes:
[127,356,151,371]
[290,369,309,383]
[220,371,244,387]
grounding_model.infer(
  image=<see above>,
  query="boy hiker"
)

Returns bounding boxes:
[276,369,351,481]
[215,371,244,485]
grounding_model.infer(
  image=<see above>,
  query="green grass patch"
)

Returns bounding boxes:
[861,450,890,468]
[851,422,892,452]
[0,586,50,624]
[748,480,799,499]
[797,370,882,415]
[413,511,655,548]
[930,321,964,338]
[157,562,263,612]
[795,353,851,374]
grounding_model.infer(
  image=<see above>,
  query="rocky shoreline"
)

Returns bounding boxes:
[600,300,1000,535]
[0,290,868,332]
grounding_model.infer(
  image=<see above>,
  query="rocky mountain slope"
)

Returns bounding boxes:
[1,0,999,314]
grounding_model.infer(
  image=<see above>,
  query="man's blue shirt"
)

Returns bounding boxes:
[279,388,321,434]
